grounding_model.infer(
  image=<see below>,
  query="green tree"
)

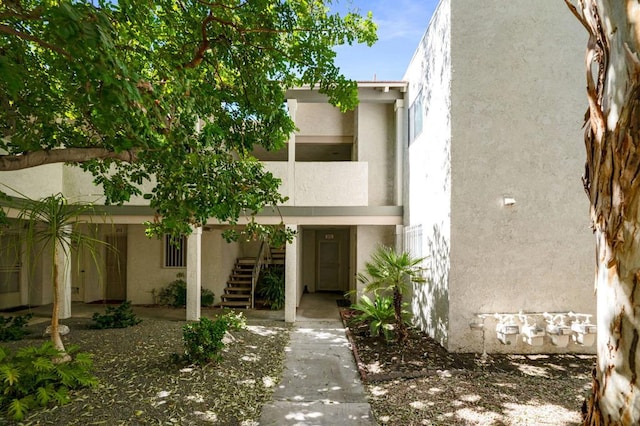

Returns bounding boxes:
[567,1,640,423]
[10,193,108,361]
[0,0,376,238]
[357,245,426,344]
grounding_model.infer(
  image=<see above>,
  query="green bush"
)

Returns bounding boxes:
[157,273,215,307]
[91,301,141,329]
[178,311,246,365]
[0,313,33,342]
[351,295,409,342]
[257,266,285,310]
[0,343,97,421]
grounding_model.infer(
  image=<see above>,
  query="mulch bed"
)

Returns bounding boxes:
[340,308,596,425]
[340,308,595,382]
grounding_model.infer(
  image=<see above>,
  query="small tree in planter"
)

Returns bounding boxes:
[357,245,426,344]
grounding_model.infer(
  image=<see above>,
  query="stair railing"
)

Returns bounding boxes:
[251,241,271,309]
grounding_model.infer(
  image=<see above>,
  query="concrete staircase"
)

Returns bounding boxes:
[217,246,286,309]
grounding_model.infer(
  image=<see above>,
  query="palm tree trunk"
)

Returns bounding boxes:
[393,286,407,344]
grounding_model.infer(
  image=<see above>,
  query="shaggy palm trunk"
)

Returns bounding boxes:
[393,286,407,344]
[567,1,640,423]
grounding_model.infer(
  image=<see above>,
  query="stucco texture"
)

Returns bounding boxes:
[406,0,595,353]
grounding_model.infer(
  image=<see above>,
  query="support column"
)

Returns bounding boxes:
[186,226,202,321]
[287,99,297,206]
[394,98,405,207]
[55,227,72,319]
[284,224,297,323]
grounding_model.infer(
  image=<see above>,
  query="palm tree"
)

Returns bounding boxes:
[357,245,426,344]
[11,193,108,361]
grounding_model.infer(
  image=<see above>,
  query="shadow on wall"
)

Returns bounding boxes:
[412,224,450,347]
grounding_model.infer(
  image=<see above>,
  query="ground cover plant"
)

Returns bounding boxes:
[0,343,97,421]
[156,274,215,308]
[90,301,141,329]
[0,313,33,342]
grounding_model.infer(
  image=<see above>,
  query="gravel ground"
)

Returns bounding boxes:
[1,316,290,426]
[2,309,595,426]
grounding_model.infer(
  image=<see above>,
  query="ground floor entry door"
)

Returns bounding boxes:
[105,234,127,301]
[316,229,349,292]
[0,234,21,309]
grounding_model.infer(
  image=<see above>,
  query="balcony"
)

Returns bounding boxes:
[264,161,368,207]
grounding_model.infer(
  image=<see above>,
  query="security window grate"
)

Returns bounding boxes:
[164,235,186,268]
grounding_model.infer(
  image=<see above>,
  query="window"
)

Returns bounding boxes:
[403,225,423,260]
[409,90,424,144]
[164,235,186,268]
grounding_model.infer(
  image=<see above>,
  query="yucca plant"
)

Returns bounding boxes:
[357,245,426,344]
[5,191,110,361]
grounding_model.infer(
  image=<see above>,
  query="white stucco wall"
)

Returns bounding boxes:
[354,225,396,297]
[294,162,368,206]
[295,104,354,136]
[357,103,396,206]
[447,0,593,353]
[2,164,63,199]
[405,0,595,353]
[405,0,452,347]
[124,225,235,305]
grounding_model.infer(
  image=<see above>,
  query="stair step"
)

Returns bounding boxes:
[221,293,251,300]
[237,258,256,264]
[218,301,251,308]
[227,287,251,292]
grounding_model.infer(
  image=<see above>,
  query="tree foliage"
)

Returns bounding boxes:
[0,0,376,237]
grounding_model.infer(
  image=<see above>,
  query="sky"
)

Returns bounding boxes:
[331,0,441,81]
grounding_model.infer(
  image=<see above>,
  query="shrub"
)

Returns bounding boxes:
[0,313,33,342]
[257,266,285,310]
[91,301,141,329]
[179,311,247,366]
[0,343,97,421]
[351,295,409,342]
[157,273,215,307]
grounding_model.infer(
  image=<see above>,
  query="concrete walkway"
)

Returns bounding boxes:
[259,294,375,425]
